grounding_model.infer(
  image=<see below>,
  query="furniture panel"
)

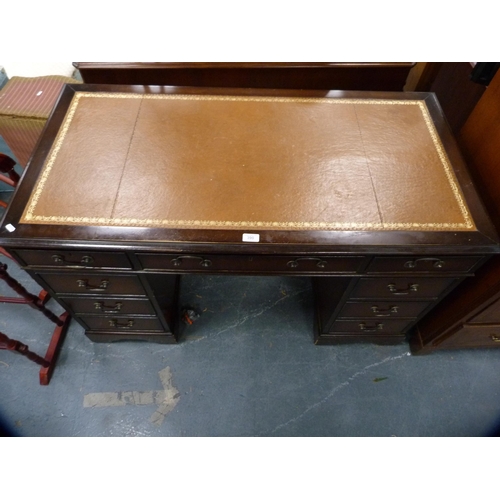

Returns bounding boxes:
[15,249,132,269]
[60,296,155,315]
[137,253,366,274]
[328,319,412,334]
[350,277,458,300]
[338,301,430,319]
[37,272,145,296]
[366,255,481,274]
[85,331,176,344]
[314,333,407,345]
[79,316,164,332]
[431,324,500,349]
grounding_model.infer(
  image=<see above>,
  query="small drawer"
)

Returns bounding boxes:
[137,253,365,274]
[61,296,155,315]
[15,249,132,269]
[351,278,457,300]
[79,316,164,331]
[366,256,481,274]
[316,334,406,345]
[433,324,500,349]
[328,319,412,334]
[338,301,430,319]
[37,273,145,296]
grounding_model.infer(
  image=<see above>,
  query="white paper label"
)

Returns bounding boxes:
[5,224,16,232]
[242,233,260,242]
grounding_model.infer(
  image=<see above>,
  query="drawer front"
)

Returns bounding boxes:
[61,296,155,315]
[79,316,164,331]
[338,301,430,319]
[38,273,145,296]
[434,324,500,349]
[351,278,457,299]
[137,253,366,274]
[329,319,412,334]
[316,334,406,345]
[366,256,481,274]
[469,298,500,324]
[15,249,132,269]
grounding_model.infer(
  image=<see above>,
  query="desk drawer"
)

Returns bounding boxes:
[366,256,481,274]
[16,249,132,269]
[38,273,145,296]
[137,253,365,274]
[61,296,155,315]
[328,319,412,334]
[338,301,430,319]
[351,278,457,299]
[79,316,163,331]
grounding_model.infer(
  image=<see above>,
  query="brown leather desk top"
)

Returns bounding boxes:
[21,91,473,232]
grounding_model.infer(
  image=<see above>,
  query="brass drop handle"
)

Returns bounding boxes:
[76,279,109,292]
[404,258,444,269]
[171,256,212,268]
[94,301,122,312]
[109,319,134,329]
[490,335,500,343]
[387,283,419,295]
[52,254,94,265]
[359,323,384,331]
[287,257,327,269]
[371,306,398,317]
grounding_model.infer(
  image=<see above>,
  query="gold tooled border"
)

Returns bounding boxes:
[21,93,475,231]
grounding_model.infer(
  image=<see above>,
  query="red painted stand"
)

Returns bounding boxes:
[0,262,70,385]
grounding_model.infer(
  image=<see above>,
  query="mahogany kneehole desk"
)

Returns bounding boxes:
[1,84,498,352]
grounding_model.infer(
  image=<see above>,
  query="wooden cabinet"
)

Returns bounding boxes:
[411,68,500,353]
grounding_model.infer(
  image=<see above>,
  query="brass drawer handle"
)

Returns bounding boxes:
[76,279,109,292]
[359,322,384,331]
[108,319,134,329]
[491,335,500,343]
[94,301,122,312]
[52,254,94,265]
[404,258,444,269]
[387,283,418,295]
[371,306,398,317]
[287,257,327,269]
[171,256,212,268]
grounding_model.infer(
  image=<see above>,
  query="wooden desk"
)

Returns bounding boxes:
[0,84,498,349]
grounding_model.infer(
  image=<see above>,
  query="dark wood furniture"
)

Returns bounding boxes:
[73,62,415,91]
[0,84,498,349]
[411,67,500,353]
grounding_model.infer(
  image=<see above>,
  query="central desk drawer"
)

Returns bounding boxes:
[37,273,145,296]
[137,253,365,274]
[351,277,457,299]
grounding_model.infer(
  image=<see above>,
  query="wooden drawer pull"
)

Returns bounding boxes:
[371,306,398,317]
[404,258,444,269]
[287,257,327,269]
[491,335,500,343]
[76,279,109,292]
[94,301,122,312]
[359,322,384,331]
[108,319,134,329]
[52,254,94,265]
[171,255,212,267]
[387,283,419,295]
